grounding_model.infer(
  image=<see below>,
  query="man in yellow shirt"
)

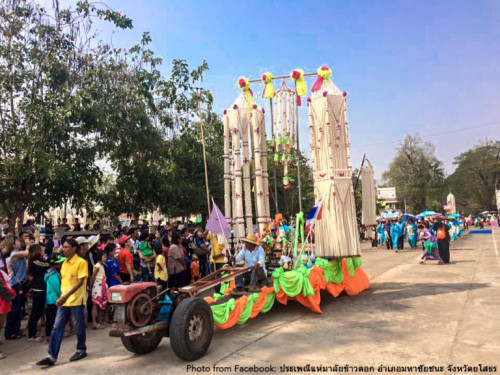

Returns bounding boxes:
[37,239,88,367]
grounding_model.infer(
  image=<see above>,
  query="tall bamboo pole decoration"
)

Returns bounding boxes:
[223,112,231,227]
[195,89,211,216]
[269,98,279,214]
[294,85,303,213]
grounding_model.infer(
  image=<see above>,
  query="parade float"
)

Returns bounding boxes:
[107,66,370,361]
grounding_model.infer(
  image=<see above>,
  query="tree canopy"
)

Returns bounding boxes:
[382,135,445,213]
[446,140,500,213]
[0,0,133,230]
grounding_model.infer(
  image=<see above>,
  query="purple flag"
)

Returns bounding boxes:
[206,201,231,240]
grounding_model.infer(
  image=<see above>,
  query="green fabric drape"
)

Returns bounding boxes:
[261,292,275,313]
[211,298,235,325]
[315,258,343,284]
[272,265,314,297]
[352,257,362,270]
[237,293,259,325]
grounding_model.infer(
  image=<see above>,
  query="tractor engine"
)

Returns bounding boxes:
[107,282,159,329]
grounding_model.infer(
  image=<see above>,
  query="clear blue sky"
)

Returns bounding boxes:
[91,0,499,180]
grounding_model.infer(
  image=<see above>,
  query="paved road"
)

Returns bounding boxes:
[2,229,499,374]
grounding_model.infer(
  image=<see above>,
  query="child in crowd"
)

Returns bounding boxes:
[190,254,199,283]
[44,253,65,343]
[103,244,122,288]
[138,232,155,280]
[154,246,168,290]
[90,251,107,329]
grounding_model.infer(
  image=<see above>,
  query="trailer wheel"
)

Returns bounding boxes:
[121,331,163,355]
[170,297,214,361]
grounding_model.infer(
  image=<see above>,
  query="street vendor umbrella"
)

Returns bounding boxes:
[401,213,418,220]
[419,210,437,217]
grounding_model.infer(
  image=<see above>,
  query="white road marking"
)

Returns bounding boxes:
[492,229,500,266]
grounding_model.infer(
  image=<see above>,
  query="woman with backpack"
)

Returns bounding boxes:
[434,218,450,264]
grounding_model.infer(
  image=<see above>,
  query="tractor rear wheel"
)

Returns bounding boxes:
[169,297,214,361]
[121,330,163,355]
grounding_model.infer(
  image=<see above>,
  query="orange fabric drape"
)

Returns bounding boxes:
[215,295,248,330]
[325,259,370,297]
[342,261,370,296]
[250,286,274,318]
[275,266,326,314]
[204,296,217,304]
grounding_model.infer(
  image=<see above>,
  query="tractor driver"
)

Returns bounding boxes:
[233,234,266,293]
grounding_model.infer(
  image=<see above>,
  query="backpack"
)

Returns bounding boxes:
[436,226,446,240]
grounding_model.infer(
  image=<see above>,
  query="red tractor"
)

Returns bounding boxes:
[107,267,249,360]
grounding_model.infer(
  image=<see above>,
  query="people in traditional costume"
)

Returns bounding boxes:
[407,219,418,249]
[397,218,406,250]
[376,223,386,245]
[384,221,393,250]
[390,220,401,252]
[418,225,443,264]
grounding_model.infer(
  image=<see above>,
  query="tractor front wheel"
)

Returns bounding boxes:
[121,330,163,355]
[169,297,214,361]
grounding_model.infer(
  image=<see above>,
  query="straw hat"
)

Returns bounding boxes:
[241,233,258,246]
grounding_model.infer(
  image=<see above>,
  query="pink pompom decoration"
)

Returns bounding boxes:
[233,104,238,109]
[323,91,328,97]
[292,70,301,80]
[223,109,227,115]
[321,66,329,71]
[238,78,246,88]
[307,97,311,102]
[252,104,257,109]
[262,108,265,113]
[343,91,347,97]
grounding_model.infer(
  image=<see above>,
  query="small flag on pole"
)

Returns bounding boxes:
[305,199,324,236]
[205,200,231,240]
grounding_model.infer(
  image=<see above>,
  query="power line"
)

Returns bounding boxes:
[351,121,499,148]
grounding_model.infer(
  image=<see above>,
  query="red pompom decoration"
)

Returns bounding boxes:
[292,70,301,80]
[307,97,311,102]
[262,74,267,81]
[262,108,265,113]
[343,91,347,97]
[321,66,329,71]
[223,109,227,115]
[238,78,246,88]
[252,104,258,109]
[323,91,328,97]
[233,104,238,109]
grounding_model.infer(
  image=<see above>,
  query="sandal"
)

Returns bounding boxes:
[92,324,105,330]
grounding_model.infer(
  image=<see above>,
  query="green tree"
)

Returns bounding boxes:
[382,135,445,213]
[0,0,132,232]
[86,32,211,220]
[159,113,223,219]
[446,140,500,213]
[268,150,314,219]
